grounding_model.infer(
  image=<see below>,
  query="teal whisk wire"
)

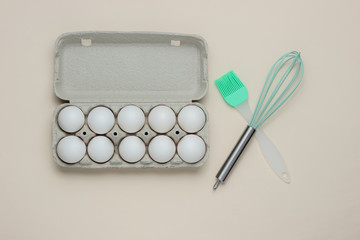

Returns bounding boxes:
[249,51,304,129]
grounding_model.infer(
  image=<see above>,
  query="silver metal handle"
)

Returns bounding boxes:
[213,125,256,190]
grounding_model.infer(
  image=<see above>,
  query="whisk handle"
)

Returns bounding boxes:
[215,126,255,187]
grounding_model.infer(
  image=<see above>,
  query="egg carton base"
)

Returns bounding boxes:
[52,102,209,168]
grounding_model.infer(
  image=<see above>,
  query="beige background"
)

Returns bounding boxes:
[1,0,359,239]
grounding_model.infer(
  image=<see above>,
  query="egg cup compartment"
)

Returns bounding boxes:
[53,102,209,168]
[52,32,208,169]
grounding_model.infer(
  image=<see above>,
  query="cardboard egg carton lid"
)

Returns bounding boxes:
[54,31,208,103]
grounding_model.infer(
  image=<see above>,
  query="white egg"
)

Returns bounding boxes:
[117,105,145,133]
[118,136,146,163]
[178,105,206,133]
[87,136,114,163]
[148,135,176,163]
[57,136,86,164]
[57,106,85,133]
[87,106,115,134]
[177,135,206,163]
[148,105,176,133]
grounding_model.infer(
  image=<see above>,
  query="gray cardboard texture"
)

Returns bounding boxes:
[54,32,208,103]
[52,31,209,168]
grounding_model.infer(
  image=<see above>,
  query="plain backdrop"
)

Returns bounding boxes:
[0,0,359,239]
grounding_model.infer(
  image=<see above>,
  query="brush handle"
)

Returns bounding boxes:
[235,100,291,183]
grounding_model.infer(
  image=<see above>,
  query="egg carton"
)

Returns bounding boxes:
[52,31,208,168]
[52,102,208,168]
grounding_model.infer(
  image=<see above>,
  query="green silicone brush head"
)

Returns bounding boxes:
[215,71,248,107]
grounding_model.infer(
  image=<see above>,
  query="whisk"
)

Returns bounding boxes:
[213,51,304,190]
